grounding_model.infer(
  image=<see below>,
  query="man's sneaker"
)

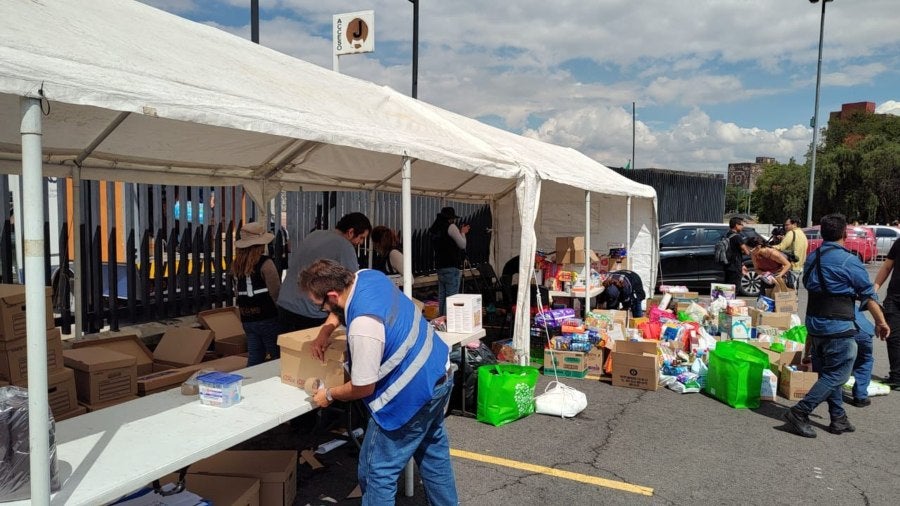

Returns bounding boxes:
[828,415,856,434]
[848,397,871,408]
[784,408,817,438]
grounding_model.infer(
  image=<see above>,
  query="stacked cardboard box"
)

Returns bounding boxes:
[64,347,138,411]
[198,307,248,357]
[71,334,154,376]
[555,236,600,264]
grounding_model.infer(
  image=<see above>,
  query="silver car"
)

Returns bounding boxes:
[868,225,900,259]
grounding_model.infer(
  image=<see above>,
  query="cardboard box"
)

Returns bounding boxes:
[718,314,752,340]
[137,355,248,396]
[277,327,347,390]
[71,334,155,377]
[747,308,793,330]
[773,291,799,314]
[198,307,249,356]
[79,394,139,412]
[160,473,260,506]
[554,236,600,264]
[153,326,215,368]
[55,405,87,421]
[189,450,298,506]
[543,349,587,374]
[587,309,628,330]
[63,347,137,404]
[610,340,661,391]
[1,328,64,384]
[446,294,482,333]
[47,367,78,416]
[779,366,818,400]
[0,284,54,341]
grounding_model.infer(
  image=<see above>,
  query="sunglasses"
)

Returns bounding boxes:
[317,291,335,313]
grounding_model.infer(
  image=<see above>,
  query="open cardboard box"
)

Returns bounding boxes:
[611,340,661,391]
[153,326,214,368]
[137,354,247,396]
[188,450,298,506]
[277,326,348,390]
[71,333,154,376]
[159,472,260,506]
[198,306,248,356]
[747,308,793,330]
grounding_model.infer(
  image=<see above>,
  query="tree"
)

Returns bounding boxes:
[750,160,809,225]
[724,184,748,214]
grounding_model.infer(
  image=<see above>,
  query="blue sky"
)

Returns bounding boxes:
[142,0,900,173]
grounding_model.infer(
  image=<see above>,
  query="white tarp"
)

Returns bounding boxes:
[0,0,657,369]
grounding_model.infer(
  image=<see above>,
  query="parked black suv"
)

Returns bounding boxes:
[657,222,764,296]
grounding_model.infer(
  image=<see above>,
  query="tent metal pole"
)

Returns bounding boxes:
[626,196,632,270]
[401,156,415,496]
[22,96,51,505]
[368,189,375,268]
[584,191,590,315]
[72,166,83,339]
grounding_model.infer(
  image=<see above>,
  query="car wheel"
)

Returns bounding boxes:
[740,270,761,297]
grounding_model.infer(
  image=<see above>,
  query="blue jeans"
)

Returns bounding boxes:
[851,331,874,400]
[244,317,281,366]
[799,336,858,420]
[437,267,461,316]
[358,377,458,506]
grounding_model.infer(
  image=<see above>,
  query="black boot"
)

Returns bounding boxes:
[784,407,817,438]
[828,415,856,435]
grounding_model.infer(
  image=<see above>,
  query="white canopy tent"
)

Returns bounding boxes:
[0,0,656,502]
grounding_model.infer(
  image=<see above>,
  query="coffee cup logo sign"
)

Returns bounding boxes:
[333,11,375,55]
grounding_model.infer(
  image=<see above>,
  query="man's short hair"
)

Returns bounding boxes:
[335,212,372,235]
[820,213,847,242]
[729,217,744,228]
[299,259,355,300]
[786,216,801,226]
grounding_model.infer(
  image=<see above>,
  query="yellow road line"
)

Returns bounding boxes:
[450,448,654,496]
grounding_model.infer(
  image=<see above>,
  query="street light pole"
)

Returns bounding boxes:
[250,0,259,44]
[806,0,830,226]
[409,0,419,99]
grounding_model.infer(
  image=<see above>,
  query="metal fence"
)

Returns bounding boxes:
[0,175,490,333]
[612,167,726,224]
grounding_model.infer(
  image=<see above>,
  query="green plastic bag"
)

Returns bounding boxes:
[476,364,540,426]
[782,325,807,345]
[705,340,769,409]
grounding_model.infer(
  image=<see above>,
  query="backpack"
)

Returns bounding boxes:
[714,232,732,266]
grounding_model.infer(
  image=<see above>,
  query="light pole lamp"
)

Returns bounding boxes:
[408,0,419,99]
[806,0,832,226]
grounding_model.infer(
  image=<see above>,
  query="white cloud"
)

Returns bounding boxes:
[146,0,900,174]
[875,100,900,116]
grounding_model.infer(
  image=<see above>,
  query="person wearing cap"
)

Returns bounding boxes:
[232,222,282,366]
[277,212,371,341]
[428,207,469,316]
[300,259,457,505]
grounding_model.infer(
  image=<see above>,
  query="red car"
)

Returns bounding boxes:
[802,226,877,263]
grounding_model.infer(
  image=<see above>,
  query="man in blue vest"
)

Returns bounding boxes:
[300,259,458,505]
[784,214,890,438]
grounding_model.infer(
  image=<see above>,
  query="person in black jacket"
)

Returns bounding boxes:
[232,222,282,366]
[429,207,469,316]
[596,270,646,317]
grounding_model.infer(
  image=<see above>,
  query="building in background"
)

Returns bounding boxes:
[727,157,775,191]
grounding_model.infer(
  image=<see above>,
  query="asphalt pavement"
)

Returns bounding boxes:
[242,261,899,505]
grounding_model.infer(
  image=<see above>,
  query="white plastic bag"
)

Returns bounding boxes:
[534,381,587,418]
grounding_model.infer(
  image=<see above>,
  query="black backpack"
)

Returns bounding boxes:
[714,232,732,266]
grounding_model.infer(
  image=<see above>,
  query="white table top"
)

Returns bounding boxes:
[548,286,604,299]
[13,361,312,506]
[437,328,486,347]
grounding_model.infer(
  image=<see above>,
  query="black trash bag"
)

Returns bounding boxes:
[448,341,497,412]
[1,386,61,501]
